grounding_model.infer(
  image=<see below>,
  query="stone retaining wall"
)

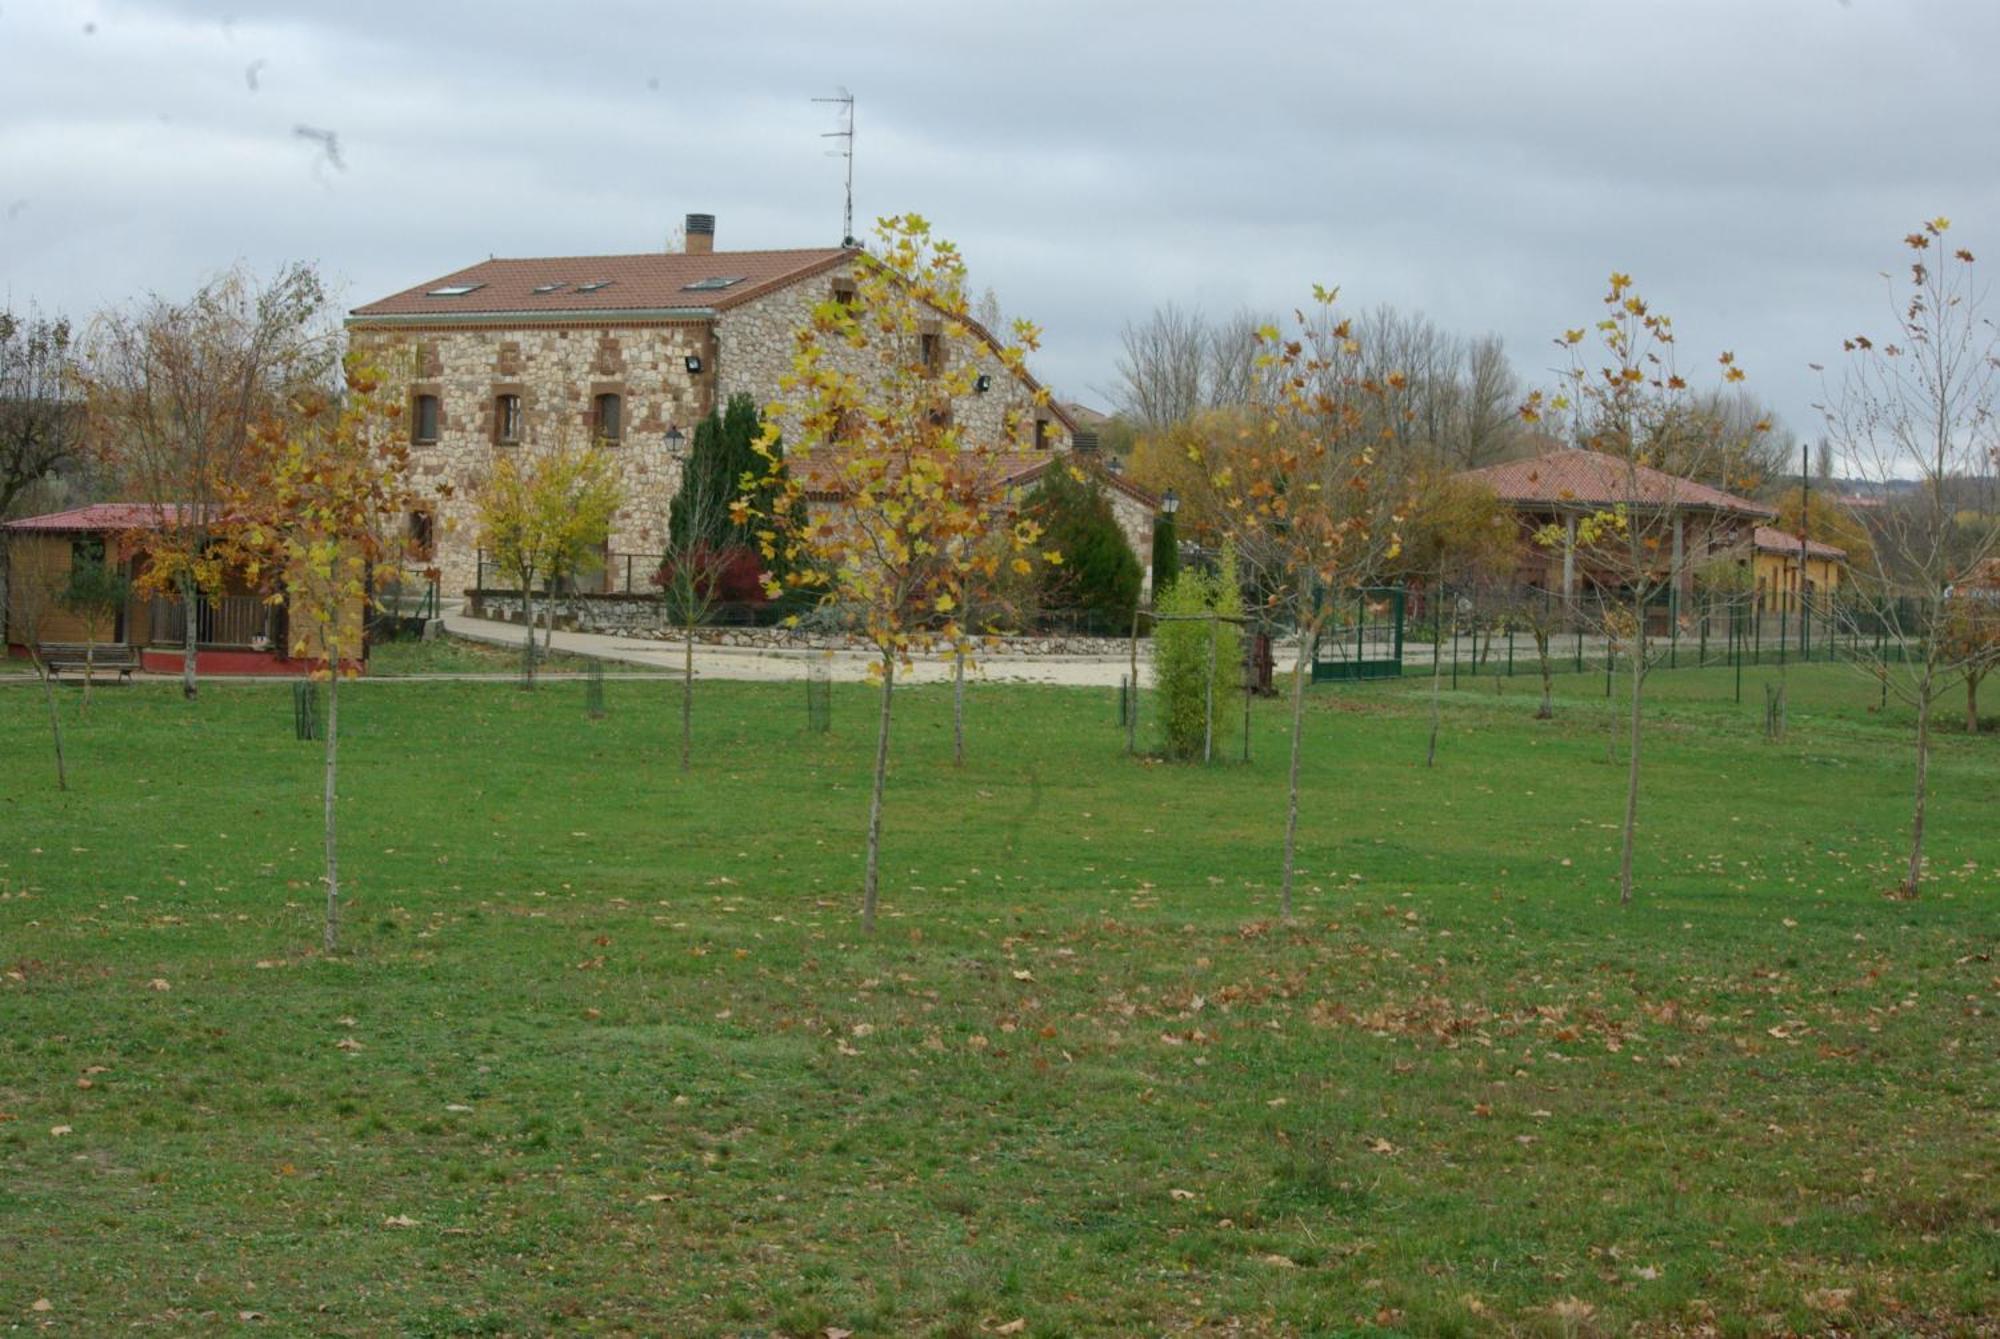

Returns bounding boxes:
[466,590,1139,658]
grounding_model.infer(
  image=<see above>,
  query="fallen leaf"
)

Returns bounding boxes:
[1169,1188,1196,1201]
[335,1037,363,1051]
[238,1311,266,1321]
[1804,1287,1853,1314]
[31,1299,52,1312]
[1011,969,1034,982]
[1549,1297,1595,1322]
[49,1125,72,1137]
[824,1329,853,1339]
[994,1320,1028,1335]
[146,978,171,992]
[1366,1137,1397,1155]
[444,1104,473,1113]
[382,1214,418,1229]
[1260,1253,1298,1268]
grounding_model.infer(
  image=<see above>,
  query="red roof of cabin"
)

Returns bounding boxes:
[1752,526,1846,560]
[4,503,199,532]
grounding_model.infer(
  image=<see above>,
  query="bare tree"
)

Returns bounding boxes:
[1115,302,1208,429]
[83,265,337,699]
[0,309,84,521]
[1819,218,2000,898]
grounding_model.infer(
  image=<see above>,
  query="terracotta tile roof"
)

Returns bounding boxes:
[1461,450,1775,518]
[789,450,1157,510]
[348,248,855,320]
[1752,526,1846,560]
[4,502,199,532]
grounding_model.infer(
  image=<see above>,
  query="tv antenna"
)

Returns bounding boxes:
[813,89,855,246]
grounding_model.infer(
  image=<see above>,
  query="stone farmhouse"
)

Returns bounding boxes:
[346,214,1155,598]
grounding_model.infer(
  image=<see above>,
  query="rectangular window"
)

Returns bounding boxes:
[407,509,436,562]
[1034,416,1050,451]
[919,332,941,376]
[831,279,857,309]
[496,394,522,445]
[594,393,622,443]
[413,394,440,443]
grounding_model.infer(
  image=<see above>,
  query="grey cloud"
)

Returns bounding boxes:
[3,0,1997,438]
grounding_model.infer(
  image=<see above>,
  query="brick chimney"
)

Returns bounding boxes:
[684,213,715,256]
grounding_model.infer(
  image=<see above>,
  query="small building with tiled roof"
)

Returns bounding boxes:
[4,503,361,675]
[1744,525,1847,616]
[1460,449,1775,599]
[347,213,1087,595]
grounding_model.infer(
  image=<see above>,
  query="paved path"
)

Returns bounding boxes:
[440,611,1154,687]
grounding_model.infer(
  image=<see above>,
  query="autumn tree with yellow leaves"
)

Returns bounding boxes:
[1202,287,1415,920]
[748,215,1052,932]
[228,354,416,952]
[1525,272,1767,905]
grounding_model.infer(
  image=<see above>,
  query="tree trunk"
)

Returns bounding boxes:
[39,666,68,791]
[1903,678,1933,897]
[323,672,341,952]
[861,656,896,934]
[1127,607,1140,755]
[1536,633,1554,720]
[1279,639,1310,922]
[1426,611,1444,767]
[81,638,95,714]
[1968,670,1983,735]
[180,574,199,701]
[681,620,695,772]
[1618,648,1645,906]
[953,641,966,767]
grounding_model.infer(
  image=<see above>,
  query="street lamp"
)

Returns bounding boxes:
[1161,488,1180,515]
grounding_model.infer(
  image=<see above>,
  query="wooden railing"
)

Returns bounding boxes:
[147,595,277,649]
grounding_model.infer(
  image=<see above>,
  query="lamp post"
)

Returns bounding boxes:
[1152,489,1181,596]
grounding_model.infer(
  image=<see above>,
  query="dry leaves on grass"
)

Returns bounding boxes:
[145,978,171,991]
[382,1214,418,1229]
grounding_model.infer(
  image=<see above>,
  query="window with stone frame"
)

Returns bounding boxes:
[413,393,441,444]
[593,393,623,444]
[406,507,436,562]
[919,331,942,377]
[495,393,523,446]
[1033,414,1051,451]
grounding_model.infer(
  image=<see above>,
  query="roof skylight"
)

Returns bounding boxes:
[575,280,614,293]
[681,276,745,292]
[425,284,485,297]
[531,281,569,294]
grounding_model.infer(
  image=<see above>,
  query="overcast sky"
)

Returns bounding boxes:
[3,0,1996,445]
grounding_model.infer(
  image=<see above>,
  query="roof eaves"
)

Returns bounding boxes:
[345,307,717,327]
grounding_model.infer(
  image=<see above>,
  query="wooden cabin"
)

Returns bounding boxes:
[3,503,366,675]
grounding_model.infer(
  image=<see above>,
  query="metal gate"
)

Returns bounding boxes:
[1312,586,1405,682]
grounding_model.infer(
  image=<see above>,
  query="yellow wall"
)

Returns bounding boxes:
[1753,550,1841,613]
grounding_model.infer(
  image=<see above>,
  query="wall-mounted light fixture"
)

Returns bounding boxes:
[974,373,993,393]
[665,425,686,452]
[684,355,704,375]
[1161,488,1180,516]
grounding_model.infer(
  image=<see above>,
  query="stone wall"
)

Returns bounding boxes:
[718,261,1072,457]
[348,322,709,593]
[467,590,1136,658]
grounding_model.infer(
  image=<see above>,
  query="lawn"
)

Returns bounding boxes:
[0,663,1994,1336]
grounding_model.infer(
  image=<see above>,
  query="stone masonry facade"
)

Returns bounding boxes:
[351,254,1109,600]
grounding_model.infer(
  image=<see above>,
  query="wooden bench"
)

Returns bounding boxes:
[37,643,142,681]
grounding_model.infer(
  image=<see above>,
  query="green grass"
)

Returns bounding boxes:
[1,664,1994,1335]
